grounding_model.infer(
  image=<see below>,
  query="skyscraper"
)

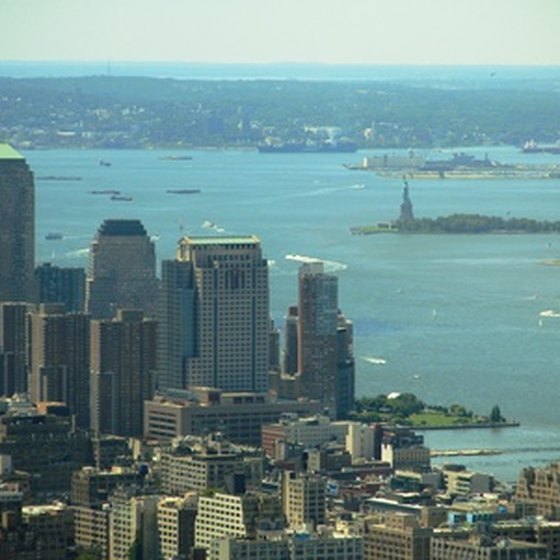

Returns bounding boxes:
[90,309,157,437]
[297,262,339,408]
[86,219,157,320]
[35,262,86,313]
[0,144,35,303]
[158,236,269,392]
[0,302,30,396]
[293,262,355,419]
[28,303,91,428]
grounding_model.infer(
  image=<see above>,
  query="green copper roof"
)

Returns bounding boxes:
[0,143,24,160]
[183,235,260,245]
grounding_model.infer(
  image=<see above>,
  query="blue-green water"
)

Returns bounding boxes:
[28,146,560,482]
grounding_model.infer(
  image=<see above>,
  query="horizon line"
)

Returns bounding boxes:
[2,60,560,68]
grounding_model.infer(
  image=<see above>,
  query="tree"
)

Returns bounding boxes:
[490,405,504,423]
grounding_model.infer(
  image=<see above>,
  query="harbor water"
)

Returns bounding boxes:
[28,146,560,483]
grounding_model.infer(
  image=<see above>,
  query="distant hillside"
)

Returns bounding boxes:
[1,76,559,149]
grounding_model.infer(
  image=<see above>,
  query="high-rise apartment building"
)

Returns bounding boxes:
[282,470,327,529]
[291,262,355,418]
[91,309,157,437]
[86,219,157,320]
[0,302,30,396]
[158,494,197,560]
[158,236,269,392]
[72,466,145,560]
[109,486,160,560]
[35,262,86,312]
[0,144,35,303]
[28,303,91,428]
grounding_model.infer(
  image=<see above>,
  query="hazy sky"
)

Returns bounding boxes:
[1,0,559,65]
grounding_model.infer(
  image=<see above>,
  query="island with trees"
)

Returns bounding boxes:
[351,182,560,235]
[350,392,519,430]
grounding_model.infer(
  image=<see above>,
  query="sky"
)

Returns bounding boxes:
[1,0,559,66]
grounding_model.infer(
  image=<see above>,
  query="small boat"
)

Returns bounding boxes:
[166,189,201,194]
[37,175,82,181]
[159,155,193,161]
[89,189,121,195]
[45,232,63,240]
[110,195,132,201]
[99,160,112,167]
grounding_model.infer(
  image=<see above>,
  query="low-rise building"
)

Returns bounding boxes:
[159,433,263,495]
[213,531,363,560]
[22,502,75,560]
[364,513,432,560]
[431,534,548,560]
[381,428,430,472]
[0,397,92,500]
[516,462,560,520]
[145,387,324,446]
[440,464,494,496]
[196,490,282,552]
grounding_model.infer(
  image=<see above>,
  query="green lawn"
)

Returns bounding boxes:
[409,411,484,427]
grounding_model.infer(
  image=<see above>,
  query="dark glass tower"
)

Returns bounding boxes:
[0,144,35,302]
[86,219,157,320]
[295,262,355,419]
[35,262,86,313]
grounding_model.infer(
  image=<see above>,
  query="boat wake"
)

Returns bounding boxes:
[285,254,347,271]
[202,220,225,233]
[65,248,89,258]
[361,356,387,365]
[521,294,538,301]
[539,309,560,318]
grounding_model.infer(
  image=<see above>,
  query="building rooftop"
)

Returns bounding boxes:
[0,143,24,160]
[180,235,260,246]
[98,219,148,237]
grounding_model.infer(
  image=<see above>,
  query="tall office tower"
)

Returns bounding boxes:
[282,305,299,374]
[28,303,91,428]
[268,318,280,374]
[0,144,35,303]
[295,262,355,419]
[335,312,356,419]
[91,309,157,437]
[86,219,157,320]
[35,262,86,312]
[0,302,30,396]
[158,236,269,392]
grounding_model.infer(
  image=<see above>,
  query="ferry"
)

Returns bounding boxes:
[45,232,63,240]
